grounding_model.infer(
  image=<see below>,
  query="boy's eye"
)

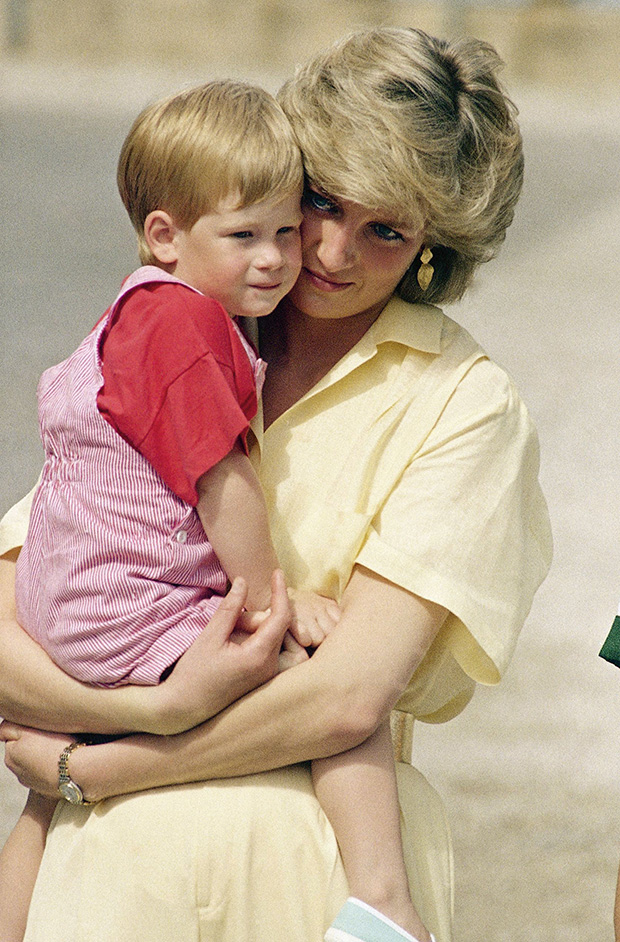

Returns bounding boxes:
[371,223,404,242]
[231,231,253,239]
[277,225,299,235]
[304,190,338,213]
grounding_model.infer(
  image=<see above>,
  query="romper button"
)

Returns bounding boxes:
[175,530,187,544]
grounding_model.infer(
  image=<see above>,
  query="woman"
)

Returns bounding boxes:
[0,26,552,942]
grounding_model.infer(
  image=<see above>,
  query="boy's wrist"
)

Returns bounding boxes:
[250,586,273,612]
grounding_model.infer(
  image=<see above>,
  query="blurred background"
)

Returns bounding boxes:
[1,1,619,939]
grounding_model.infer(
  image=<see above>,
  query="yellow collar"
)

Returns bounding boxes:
[363,296,444,355]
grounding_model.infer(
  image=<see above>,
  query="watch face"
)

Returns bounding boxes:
[59,780,84,804]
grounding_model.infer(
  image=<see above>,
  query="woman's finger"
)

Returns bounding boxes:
[290,619,314,648]
[221,576,249,613]
[324,598,342,624]
[268,570,290,619]
[314,607,339,638]
[279,631,310,672]
[209,577,249,641]
[236,609,269,634]
[250,570,291,651]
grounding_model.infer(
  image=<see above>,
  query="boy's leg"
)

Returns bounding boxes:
[0,790,57,942]
[312,719,432,942]
[325,899,436,942]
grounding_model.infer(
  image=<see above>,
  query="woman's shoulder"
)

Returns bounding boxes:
[428,353,538,465]
[380,297,534,433]
[438,313,528,415]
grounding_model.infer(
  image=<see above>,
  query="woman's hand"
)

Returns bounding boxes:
[151,570,291,734]
[0,554,290,738]
[1,721,74,797]
[278,630,310,672]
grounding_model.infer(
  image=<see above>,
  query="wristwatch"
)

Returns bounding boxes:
[58,741,93,805]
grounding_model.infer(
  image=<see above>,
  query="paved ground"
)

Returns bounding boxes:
[1,62,619,941]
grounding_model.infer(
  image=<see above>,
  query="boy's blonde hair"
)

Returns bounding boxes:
[118,80,303,265]
[278,27,523,305]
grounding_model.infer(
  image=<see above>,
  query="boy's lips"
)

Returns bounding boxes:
[304,267,353,291]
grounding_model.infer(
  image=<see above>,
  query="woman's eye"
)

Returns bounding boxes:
[371,223,403,242]
[305,190,337,213]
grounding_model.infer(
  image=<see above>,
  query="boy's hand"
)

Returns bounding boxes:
[287,589,341,649]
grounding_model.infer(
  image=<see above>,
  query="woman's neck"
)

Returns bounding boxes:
[258,300,381,428]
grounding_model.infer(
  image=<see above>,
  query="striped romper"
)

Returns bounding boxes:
[15,267,264,687]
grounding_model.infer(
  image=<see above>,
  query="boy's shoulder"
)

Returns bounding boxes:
[115,266,229,323]
[105,275,248,377]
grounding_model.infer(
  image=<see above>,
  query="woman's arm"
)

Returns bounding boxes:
[3,565,447,801]
[0,552,291,736]
[0,551,145,734]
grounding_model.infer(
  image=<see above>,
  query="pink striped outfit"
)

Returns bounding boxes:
[15,267,265,687]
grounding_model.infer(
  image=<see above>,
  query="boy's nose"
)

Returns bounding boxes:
[256,243,283,269]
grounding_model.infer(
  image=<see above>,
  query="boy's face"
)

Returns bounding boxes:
[172,190,302,318]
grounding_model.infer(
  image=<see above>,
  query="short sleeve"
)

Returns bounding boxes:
[356,358,552,685]
[97,284,258,506]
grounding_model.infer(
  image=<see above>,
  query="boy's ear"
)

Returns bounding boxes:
[144,210,180,265]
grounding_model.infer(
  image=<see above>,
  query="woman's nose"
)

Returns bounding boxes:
[315,220,357,271]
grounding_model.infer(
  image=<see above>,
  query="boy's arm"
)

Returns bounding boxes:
[196,444,340,646]
[195,443,280,612]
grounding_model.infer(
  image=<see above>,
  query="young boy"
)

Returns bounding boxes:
[0,81,433,942]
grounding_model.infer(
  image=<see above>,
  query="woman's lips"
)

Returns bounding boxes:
[303,267,352,291]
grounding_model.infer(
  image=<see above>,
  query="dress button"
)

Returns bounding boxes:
[175,530,188,544]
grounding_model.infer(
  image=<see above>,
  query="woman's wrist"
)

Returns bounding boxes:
[69,733,170,803]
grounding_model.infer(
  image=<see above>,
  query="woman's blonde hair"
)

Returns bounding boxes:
[118,80,303,265]
[278,27,523,304]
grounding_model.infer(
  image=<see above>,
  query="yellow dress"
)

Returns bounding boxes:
[1,297,552,942]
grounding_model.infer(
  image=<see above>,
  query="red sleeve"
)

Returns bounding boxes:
[97,282,258,506]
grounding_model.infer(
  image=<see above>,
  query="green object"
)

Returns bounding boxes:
[599,616,620,667]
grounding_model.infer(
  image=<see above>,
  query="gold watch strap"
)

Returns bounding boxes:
[58,741,94,804]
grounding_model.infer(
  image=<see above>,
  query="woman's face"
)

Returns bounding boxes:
[286,188,424,323]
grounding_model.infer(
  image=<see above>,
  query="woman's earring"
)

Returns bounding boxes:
[417,247,434,291]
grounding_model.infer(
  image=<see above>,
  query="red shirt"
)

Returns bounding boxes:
[97,273,260,506]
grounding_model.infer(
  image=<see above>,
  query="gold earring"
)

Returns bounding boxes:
[417,247,434,291]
